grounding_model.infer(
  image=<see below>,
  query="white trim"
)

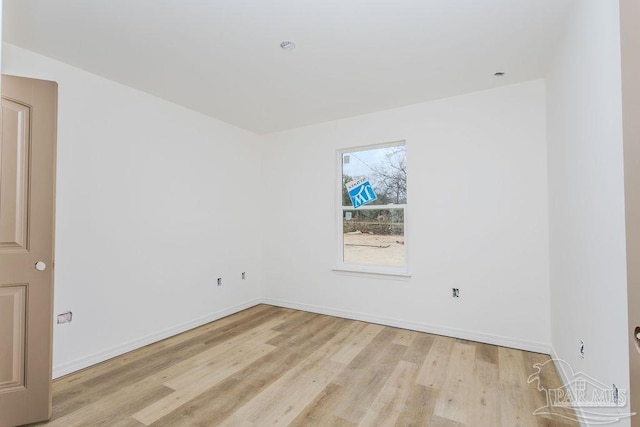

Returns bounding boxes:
[336,141,409,274]
[339,139,407,154]
[53,296,553,381]
[262,297,551,354]
[342,203,407,210]
[331,266,411,279]
[52,298,262,379]
[549,346,571,383]
[549,346,589,427]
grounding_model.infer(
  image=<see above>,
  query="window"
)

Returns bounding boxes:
[336,141,408,276]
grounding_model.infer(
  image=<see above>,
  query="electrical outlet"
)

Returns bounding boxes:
[217,278,222,286]
[242,272,246,280]
[57,311,73,324]
[579,340,585,359]
[452,288,460,298]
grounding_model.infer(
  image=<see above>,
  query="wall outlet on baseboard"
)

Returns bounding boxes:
[452,288,460,298]
[242,272,246,280]
[217,278,222,286]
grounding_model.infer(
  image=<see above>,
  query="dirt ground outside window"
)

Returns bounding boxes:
[343,232,405,267]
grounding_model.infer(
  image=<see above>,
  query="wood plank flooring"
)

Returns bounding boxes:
[31,305,578,426]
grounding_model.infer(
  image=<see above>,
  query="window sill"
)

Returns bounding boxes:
[332,265,412,280]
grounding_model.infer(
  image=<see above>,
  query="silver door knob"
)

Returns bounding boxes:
[35,261,46,271]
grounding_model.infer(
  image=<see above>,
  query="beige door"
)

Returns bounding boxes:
[0,75,57,427]
[621,0,640,425]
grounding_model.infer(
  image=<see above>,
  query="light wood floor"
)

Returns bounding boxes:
[32,305,577,426]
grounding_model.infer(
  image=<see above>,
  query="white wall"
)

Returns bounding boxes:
[2,43,264,377]
[546,1,630,425]
[3,41,552,378]
[262,80,551,352]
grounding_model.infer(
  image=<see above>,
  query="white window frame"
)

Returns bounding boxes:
[333,140,410,278]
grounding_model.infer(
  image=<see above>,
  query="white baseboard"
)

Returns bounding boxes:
[549,346,570,381]
[52,298,262,379]
[261,297,551,354]
[53,296,551,379]
[549,346,589,427]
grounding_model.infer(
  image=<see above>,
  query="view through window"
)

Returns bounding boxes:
[340,142,407,270]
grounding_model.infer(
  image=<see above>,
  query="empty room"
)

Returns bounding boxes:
[1,0,639,426]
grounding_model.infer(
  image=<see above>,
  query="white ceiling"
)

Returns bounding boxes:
[3,0,574,134]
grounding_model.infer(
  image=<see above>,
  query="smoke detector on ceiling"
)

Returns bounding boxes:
[280,41,296,51]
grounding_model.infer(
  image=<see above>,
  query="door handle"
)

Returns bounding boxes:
[35,261,47,271]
